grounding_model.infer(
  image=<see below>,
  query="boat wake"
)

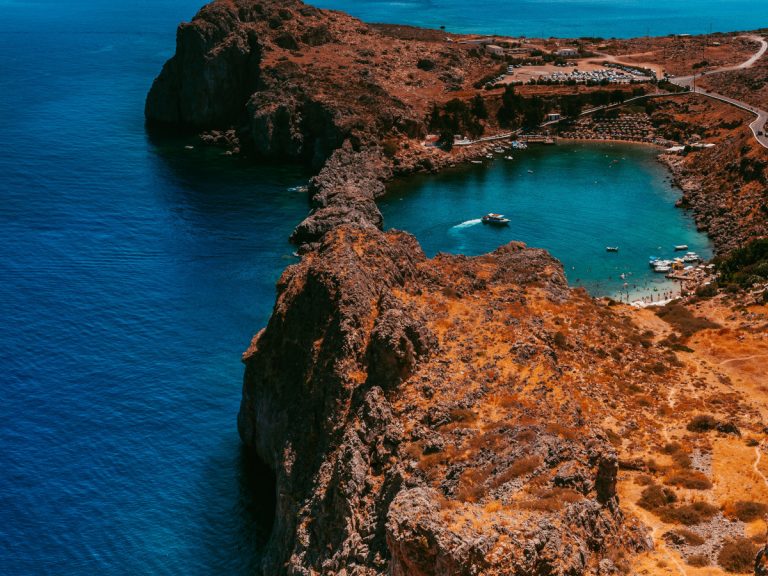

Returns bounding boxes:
[451,218,482,230]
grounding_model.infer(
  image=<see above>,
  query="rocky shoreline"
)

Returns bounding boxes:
[147,2,768,574]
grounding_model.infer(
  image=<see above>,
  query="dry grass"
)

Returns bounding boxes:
[518,487,582,512]
[687,553,710,567]
[667,528,706,546]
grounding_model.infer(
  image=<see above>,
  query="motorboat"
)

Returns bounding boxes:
[606,246,619,252]
[674,244,689,251]
[482,213,510,226]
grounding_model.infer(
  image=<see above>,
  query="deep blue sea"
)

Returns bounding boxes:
[316,0,768,37]
[0,1,741,574]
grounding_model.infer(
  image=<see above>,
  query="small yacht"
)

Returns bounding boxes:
[674,244,689,251]
[482,213,510,226]
[682,252,701,263]
[606,246,619,252]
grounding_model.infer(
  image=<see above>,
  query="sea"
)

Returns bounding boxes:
[0,1,755,574]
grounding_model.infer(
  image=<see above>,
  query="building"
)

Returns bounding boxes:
[546,113,562,121]
[554,48,579,57]
[485,44,505,57]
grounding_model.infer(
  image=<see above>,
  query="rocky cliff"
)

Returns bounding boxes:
[146,0,492,168]
[238,225,667,575]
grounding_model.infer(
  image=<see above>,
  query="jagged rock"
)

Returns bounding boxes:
[757,544,768,576]
[238,225,652,575]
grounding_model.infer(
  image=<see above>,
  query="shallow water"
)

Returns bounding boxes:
[379,143,712,301]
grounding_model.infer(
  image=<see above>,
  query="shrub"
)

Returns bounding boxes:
[655,303,721,338]
[638,484,677,510]
[687,553,710,567]
[416,58,436,71]
[553,331,568,348]
[673,528,706,546]
[727,500,768,522]
[718,537,758,573]
[665,470,713,490]
[660,501,719,525]
[687,414,718,432]
[717,239,768,288]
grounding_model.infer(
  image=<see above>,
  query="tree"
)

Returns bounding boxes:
[470,95,488,120]
[437,128,455,151]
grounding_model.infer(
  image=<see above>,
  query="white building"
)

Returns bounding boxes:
[554,48,579,57]
[486,44,505,56]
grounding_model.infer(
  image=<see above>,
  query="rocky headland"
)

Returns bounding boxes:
[148,1,768,574]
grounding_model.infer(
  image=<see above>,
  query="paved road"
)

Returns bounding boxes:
[670,35,768,149]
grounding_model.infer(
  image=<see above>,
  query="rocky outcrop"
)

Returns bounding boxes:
[145,1,262,128]
[146,0,479,168]
[290,146,392,246]
[239,226,652,575]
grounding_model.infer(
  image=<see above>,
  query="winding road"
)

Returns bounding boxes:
[667,35,768,149]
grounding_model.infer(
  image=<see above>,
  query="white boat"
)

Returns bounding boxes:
[470,160,483,164]
[504,156,514,160]
[654,264,672,273]
[682,252,701,263]
[606,246,619,252]
[674,244,689,251]
[482,213,510,226]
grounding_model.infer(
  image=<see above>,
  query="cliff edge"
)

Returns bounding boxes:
[238,225,662,575]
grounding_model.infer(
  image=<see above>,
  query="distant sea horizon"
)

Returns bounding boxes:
[314,0,767,39]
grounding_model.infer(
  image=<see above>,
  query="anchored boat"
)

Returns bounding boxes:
[606,246,619,252]
[482,213,510,226]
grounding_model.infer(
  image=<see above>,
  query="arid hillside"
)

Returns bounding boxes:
[147,2,768,574]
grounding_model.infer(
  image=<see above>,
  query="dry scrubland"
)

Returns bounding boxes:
[146,2,768,574]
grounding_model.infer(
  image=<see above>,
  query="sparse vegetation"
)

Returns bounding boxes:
[718,537,758,573]
[725,500,768,522]
[660,501,719,525]
[638,484,677,510]
[665,470,712,490]
[687,553,710,567]
[687,414,718,432]
[655,303,721,338]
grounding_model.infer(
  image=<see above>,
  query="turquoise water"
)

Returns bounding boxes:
[316,0,767,38]
[0,0,727,574]
[379,143,712,300]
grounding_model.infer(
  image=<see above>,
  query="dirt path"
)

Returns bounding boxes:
[719,354,768,366]
[755,442,768,489]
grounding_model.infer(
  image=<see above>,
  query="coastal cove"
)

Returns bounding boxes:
[379,142,713,302]
[0,0,762,575]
